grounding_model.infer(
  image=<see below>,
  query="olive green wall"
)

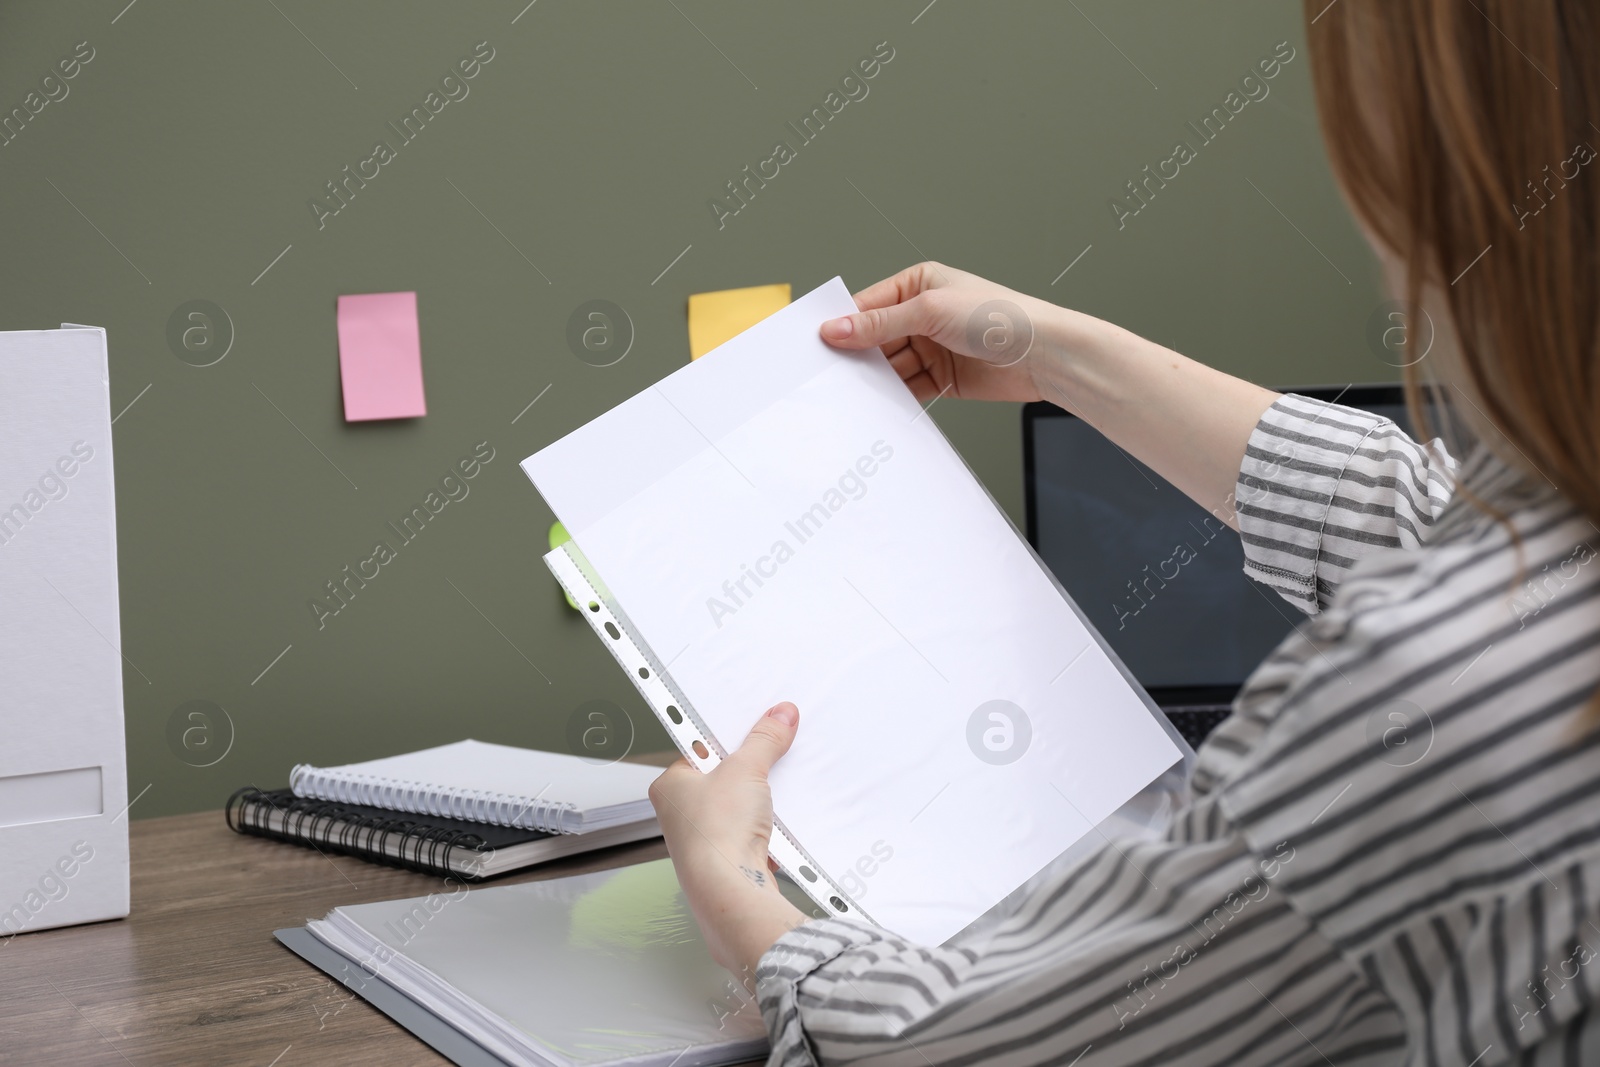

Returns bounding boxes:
[0,1,1388,819]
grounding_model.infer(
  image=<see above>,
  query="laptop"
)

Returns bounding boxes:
[1023,385,1412,748]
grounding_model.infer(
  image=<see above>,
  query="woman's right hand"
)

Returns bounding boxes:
[822,262,1279,529]
[819,262,1064,405]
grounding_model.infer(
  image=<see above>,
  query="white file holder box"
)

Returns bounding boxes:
[0,324,130,937]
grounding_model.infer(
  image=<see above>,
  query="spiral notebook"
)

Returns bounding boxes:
[521,278,1190,946]
[290,740,661,835]
[228,787,661,880]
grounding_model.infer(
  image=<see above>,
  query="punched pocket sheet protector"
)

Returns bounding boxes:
[523,278,1183,946]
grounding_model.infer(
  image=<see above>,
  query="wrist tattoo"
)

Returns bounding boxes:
[738,864,768,888]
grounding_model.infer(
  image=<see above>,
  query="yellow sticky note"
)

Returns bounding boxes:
[687,283,791,360]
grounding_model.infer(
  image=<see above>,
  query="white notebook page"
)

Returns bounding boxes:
[523,278,1183,943]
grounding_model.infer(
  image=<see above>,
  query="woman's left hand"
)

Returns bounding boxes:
[649,702,809,979]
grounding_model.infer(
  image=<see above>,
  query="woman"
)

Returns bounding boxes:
[648,2,1600,1062]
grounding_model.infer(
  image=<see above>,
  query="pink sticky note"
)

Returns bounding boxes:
[336,291,427,422]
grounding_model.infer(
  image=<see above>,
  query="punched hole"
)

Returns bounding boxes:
[638,667,649,679]
[588,601,600,612]
[798,865,817,882]
[691,740,709,759]
[829,896,848,912]
[604,621,620,639]
[666,705,683,724]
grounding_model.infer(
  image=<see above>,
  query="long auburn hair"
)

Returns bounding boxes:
[1303,1,1599,525]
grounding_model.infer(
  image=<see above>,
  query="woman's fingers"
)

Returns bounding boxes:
[890,338,959,398]
[886,344,924,380]
[821,262,1042,402]
[823,263,953,350]
[851,275,910,314]
[821,291,943,351]
[900,367,941,402]
[727,702,799,776]
[851,263,940,313]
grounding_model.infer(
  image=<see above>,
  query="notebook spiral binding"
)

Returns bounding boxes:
[227,787,494,881]
[286,767,578,834]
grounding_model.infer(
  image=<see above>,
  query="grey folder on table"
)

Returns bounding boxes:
[284,859,786,1067]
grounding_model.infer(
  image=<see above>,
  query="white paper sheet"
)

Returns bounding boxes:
[523,278,1182,945]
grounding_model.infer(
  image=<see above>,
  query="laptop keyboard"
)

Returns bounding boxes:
[1162,705,1233,748]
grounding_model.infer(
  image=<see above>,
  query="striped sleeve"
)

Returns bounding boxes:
[1235,394,1456,615]
[755,796,1403,1067]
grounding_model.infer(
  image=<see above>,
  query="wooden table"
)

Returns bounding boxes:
[2,795,676,1065]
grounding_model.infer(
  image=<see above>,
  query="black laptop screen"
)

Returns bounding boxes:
[1025,389,1410,692]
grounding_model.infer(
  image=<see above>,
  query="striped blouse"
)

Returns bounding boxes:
[754,393,1600,1066]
